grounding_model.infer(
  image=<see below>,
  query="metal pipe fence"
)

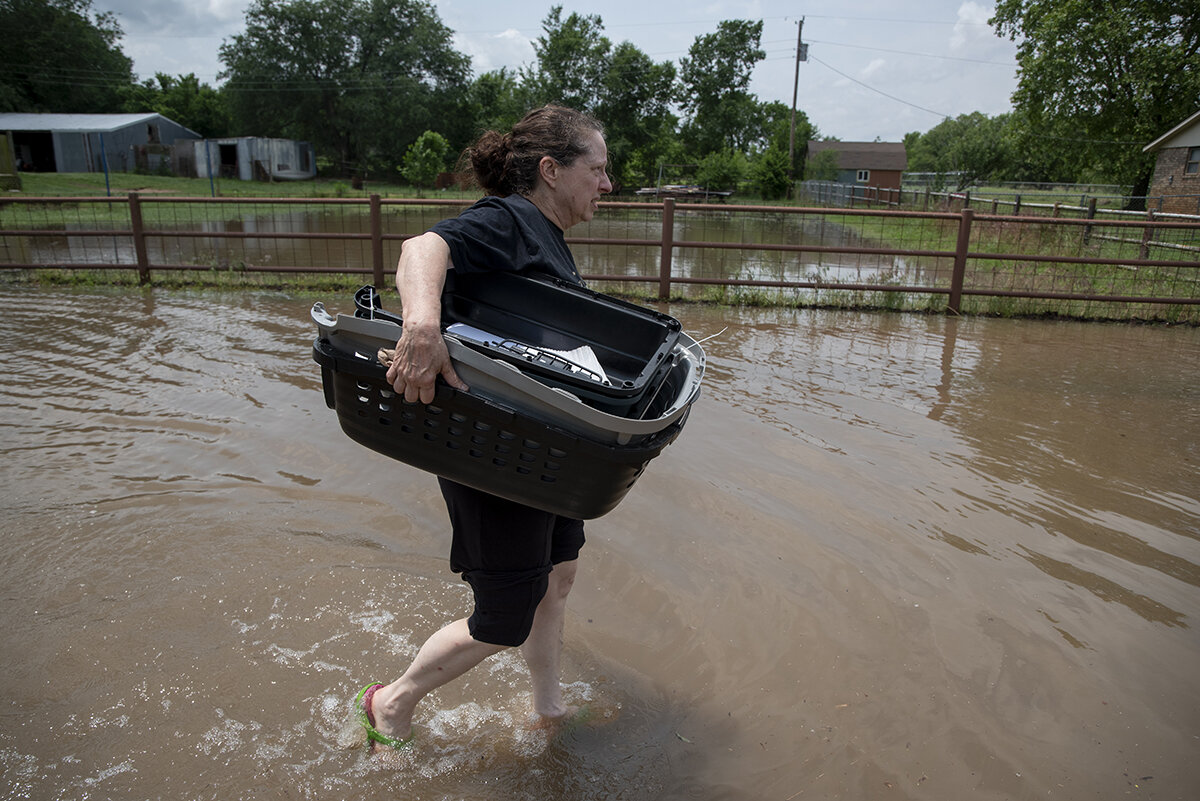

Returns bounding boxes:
[801,180,1200,219]
[1,192,1197,321]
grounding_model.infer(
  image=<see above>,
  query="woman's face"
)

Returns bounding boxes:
[539,130,613,230]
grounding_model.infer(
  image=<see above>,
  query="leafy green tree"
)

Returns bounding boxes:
[523,6,611,111]
[904,122,950,175]
[749,99,815,182]
[124,73,232,138]
[468,68,529,136]
[679,20,766,153]
[803,149,839,182]
[750,146,791,199]
[992,107,1078,184]
[519,8,678,189]
[905,112,1012,189]
[400,129,449,187]
[946,113,1011,188]
[991,0,1200,199]
[219,0,471,176]
[0,0,133,112]
[695,149,746,191]
[750,101,798,154]
[596,41,678,188]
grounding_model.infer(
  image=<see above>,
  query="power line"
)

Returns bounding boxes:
[761,38,1016,67]
[807,54,951,119]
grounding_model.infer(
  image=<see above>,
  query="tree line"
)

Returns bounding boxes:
[0,0,810,195]
[907,1,1198,201]
[3,0,1195,200]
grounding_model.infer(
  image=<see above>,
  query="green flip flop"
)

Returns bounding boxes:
[354,682,415,750]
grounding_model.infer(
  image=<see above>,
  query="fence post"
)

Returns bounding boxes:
[370,194,384,287]
[658,198,675,301]
[1140,210,1155,260]
[1014,194,1022,216]
[923,186,930,211]
[947,207,973,315]
[1083,197,1097,245]
[128,191,151,285]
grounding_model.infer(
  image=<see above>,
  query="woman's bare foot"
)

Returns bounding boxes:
[525,703,597,734]
[358,683,415,750]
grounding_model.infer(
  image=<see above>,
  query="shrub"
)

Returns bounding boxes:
[400,131,450,188]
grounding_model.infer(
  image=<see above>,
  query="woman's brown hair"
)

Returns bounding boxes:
[467,105,605,197]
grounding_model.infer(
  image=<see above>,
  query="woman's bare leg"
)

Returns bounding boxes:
[521,559,578,720]
[370,617,505,742]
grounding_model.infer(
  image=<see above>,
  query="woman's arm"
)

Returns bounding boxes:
[385,231,468,404]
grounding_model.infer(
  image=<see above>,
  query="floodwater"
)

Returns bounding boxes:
[8,205,911,288]
[1,286,1197,801]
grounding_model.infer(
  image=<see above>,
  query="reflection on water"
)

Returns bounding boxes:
[0,287,1197,800]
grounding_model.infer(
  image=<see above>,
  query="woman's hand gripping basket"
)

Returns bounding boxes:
[311,277,704,519]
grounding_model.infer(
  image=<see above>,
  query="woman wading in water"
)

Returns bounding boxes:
[355,104,613,749]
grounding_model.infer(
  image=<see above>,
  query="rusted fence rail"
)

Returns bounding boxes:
[2,193,1197,320]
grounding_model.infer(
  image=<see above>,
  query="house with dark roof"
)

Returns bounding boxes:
[0,112,200,174]
[1143,110,1200,215]
[805,141,908,192]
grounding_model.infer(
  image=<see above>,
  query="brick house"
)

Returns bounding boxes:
[805,141,908,191]
[1143,110,1200,214]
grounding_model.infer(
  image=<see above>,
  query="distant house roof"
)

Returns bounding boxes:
[807,141,908,171]
[1143,110,1200,153]
[0,112,198,137]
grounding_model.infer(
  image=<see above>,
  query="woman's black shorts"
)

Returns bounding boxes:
[438,478,585,647]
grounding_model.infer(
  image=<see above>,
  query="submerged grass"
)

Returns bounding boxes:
[8,171,477,201]
[3,266,1195,323]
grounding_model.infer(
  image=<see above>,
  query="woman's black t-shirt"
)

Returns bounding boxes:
[430,194,583,286]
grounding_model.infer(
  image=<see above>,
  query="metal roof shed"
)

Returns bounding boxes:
[0,112,201,174]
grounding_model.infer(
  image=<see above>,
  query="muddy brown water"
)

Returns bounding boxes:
[1,286,1197,800]
[12,206,903,287]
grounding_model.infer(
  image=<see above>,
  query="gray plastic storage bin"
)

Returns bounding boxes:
[311,303,704,518]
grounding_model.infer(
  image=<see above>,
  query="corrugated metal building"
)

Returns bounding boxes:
[0,112,201,173]
[182,137,317,182]
[1,133,19,190]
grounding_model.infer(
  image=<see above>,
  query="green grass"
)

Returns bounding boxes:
[814,210,959,253]
[2,172,480,228]
[10,171,480,200]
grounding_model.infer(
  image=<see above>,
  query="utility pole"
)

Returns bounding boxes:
[787,17,807,191]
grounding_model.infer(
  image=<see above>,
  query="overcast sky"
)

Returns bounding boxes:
[91,0,1021,142]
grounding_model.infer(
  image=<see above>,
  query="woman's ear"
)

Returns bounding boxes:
[537,156,559,187]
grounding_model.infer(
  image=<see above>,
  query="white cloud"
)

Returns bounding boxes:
[951,1,994,51]
[205,0,246,21]
[860,58,887,80]
[455,28,536,75]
